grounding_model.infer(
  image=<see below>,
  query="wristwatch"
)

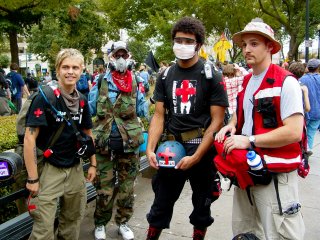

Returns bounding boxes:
[249,135,256,148]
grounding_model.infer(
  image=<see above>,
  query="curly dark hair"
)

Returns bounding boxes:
[171,16,205,45]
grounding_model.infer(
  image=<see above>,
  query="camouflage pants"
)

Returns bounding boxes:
[94,151,139,226]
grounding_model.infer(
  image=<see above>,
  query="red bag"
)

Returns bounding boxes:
[213,140,254,189]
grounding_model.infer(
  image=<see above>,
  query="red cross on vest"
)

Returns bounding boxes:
[176,80,196,103]
[34,108,43,118]
[158,147,176,165]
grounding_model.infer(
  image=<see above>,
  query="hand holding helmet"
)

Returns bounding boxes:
[156,141,186,168]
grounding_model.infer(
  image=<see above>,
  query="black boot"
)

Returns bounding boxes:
[146,226,162,240]
[193,227,207,240]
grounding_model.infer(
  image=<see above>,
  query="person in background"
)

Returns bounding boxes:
[298,59,320,155]
[289,62,311,113]
[222,64,246,118]
[145,16,228,240]
[158,61,168,74]
[24,48,96,240]
[215,18,305,240]
[0,72,11,116]
[138,64,150,89]
[7,63,30,112]
[43,71,52,84]
[25,72,39,94]
[93,41,145,240]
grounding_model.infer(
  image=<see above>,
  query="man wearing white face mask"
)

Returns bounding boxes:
[93,41,145,240]
[145,17,228,240]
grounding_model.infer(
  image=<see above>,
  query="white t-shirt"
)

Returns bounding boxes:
[242,67,303,136]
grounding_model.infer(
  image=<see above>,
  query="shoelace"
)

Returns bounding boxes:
[97,226,104,231]
[120,224,130,232]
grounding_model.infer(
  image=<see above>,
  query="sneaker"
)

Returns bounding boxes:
[94,225,106,240]
[119,223,134,240]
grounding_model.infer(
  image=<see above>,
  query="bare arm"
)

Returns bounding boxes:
[215,112,237,142]
[301,85,310,112]
[82,128,97,182]
[6,88,11,99]
[223,113,304,153]
[24,127,40,195]
[176,105,226,170]
[146,101,165,169]
[23,85,30,97]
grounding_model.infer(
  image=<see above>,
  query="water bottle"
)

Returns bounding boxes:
[246,151,263,170]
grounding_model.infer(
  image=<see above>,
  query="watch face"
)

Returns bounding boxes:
[249,136,255,142]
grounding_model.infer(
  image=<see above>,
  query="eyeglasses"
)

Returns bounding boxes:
[114,53,129,60]
[174,37,197,45]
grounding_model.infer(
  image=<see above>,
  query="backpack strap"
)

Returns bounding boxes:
[273,174,283,215]
[38,85,70,125]
[97,73,106,90]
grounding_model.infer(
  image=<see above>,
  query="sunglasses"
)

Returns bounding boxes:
[174,37,197,45]
[113,53,129,60]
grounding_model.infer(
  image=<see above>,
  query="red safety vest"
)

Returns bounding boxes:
[236,64,302,173]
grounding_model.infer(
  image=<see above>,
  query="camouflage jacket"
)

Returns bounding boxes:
[93,71,144,153]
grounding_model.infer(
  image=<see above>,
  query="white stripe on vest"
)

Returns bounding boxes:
[263,155,301,165]
[255,87,281,99]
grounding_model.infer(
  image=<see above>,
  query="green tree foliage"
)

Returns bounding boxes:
[0,54,10,68]
[27,1,108,67]
[127,40,150,66]
[0,0,72,65]
[98,0,185,63]
[258,0,320,61]
[191,0,261,62]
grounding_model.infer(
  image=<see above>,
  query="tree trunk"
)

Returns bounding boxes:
[287,34,300,62]
[8,30,19,65]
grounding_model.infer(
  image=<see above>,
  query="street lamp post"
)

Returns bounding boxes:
[305,0,310,63]
[317,24,320,59]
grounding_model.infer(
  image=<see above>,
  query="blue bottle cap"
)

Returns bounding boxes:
[246,150,256,160]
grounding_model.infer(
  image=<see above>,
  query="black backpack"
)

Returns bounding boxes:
[5,73,18,98]
[16,85,57,144]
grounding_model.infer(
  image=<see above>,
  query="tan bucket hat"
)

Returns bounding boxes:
[232,18,281,54]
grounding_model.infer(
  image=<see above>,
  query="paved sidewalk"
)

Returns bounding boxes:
[79,132,320,240]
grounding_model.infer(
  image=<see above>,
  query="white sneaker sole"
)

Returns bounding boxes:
[118,230,134,240]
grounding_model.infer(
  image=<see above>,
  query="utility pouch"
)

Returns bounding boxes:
[76,131,96,159]
[257,97,278,128]
[108,131,124,152]
[247,168,272,186]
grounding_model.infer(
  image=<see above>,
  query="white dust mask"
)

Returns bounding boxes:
[173,43,197,60]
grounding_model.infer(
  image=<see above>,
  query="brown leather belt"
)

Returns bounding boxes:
[167,128,205,142]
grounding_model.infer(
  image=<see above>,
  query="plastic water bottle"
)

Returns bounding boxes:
[246,151,263,170]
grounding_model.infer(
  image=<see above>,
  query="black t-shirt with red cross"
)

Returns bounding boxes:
[154,59,228,134]
[26,92,93,167]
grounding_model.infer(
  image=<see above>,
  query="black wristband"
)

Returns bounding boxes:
[90,164,97,168]
[27,178,39,184]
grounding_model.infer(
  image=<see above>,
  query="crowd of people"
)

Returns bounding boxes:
[0,15,319,240]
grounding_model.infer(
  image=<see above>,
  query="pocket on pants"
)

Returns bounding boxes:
[271,202,305,240]
[28,195,41,221]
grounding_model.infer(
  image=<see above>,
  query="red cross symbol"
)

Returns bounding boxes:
[176,80,196,103]
[158,147,176,165]
[219,81,226,91]
[34,108,43,118]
